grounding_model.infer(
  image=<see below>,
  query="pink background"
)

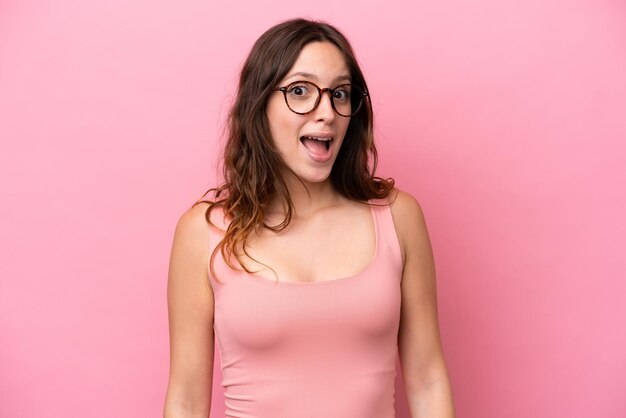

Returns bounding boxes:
[1,0,625,417]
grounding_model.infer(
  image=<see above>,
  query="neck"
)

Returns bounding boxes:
[269,172,343,219]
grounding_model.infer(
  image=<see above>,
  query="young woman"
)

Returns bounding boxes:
[163,18,455,418]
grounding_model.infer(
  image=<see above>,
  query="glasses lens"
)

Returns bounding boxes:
[284,81,319,114]
[333,84,365,117]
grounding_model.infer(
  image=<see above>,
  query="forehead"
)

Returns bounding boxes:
[282,41,350,83]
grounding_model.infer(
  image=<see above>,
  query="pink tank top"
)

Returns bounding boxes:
[207,197,403,418]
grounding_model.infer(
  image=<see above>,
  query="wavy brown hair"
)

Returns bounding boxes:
[194,18,395,284]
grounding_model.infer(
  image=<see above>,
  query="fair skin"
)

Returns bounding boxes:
[163,41,455,417]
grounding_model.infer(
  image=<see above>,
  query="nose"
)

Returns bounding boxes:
[313,90,336,122]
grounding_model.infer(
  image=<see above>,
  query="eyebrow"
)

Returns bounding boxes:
[284,72,352,83]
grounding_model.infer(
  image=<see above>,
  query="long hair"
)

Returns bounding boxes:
[194,18,395,284]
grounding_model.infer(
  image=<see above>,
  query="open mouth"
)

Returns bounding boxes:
[300,136,333,152]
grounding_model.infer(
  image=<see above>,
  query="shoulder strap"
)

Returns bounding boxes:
[370,196,403,270]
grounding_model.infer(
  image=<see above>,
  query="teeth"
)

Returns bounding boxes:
[302,136,332,142]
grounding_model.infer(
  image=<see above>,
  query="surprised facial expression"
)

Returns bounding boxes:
[266,41,352,185]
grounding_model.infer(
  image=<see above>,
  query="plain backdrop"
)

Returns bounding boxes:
[1,0,625,417]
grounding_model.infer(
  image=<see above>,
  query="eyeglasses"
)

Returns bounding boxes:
[272,80,369,117]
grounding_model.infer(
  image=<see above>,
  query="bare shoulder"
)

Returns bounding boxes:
[175,202,211,243]
[387,187,431,267]
[169,202,213,288]
[387,187,425,219]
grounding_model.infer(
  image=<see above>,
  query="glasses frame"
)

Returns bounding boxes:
[272,80,369,117]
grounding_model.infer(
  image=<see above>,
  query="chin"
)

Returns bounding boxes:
[298,168,333,184]
[301,173,330,184]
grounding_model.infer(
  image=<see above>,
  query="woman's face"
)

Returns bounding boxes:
[266,41,352,185]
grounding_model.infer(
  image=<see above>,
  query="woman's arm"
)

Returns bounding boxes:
[390,189,456,418]
[163,203,215,418]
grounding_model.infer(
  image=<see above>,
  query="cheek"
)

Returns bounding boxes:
[338,117,351,139]
[267,102,301,142]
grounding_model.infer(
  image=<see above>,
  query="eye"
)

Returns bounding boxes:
[333,87,350,101]
[287,83,311,97]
